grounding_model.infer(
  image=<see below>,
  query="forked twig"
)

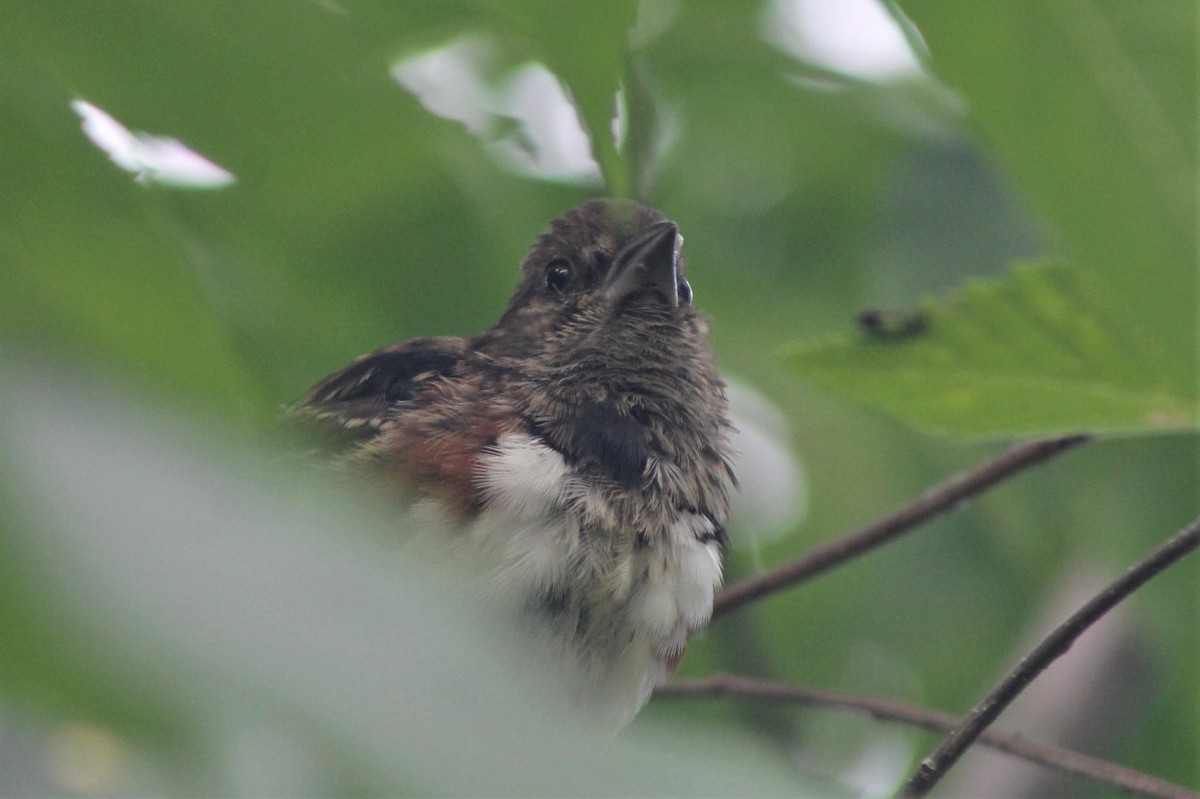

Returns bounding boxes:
[898,515,1200,798]
[657,674,1198,799]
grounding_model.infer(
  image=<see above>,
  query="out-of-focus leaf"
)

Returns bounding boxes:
[787,260,1196,437]
[0,355,809,797]
[894,0,1196,393]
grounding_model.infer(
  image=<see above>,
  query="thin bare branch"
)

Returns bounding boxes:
[657,674,1199,799]
[898,515,1200,798]
[713,435,1089,619]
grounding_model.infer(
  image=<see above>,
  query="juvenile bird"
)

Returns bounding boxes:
[288,199,736,728]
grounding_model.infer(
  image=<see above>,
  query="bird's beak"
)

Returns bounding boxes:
[604,221,682,308]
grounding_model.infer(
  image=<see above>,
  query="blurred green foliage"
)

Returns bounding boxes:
[1,1,1195,795]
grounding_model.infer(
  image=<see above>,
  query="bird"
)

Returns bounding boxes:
[286,198,736,728]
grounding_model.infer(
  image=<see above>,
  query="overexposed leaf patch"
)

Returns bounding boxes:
[71,99,236,189]
[391,37,601,185]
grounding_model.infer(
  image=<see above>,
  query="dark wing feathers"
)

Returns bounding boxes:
[285,337,466,449]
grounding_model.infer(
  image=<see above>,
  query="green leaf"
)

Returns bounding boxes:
[786,261,1197,437]
[893,0,1196,396]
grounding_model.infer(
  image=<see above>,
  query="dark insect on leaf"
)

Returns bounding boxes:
[857,308,928,341]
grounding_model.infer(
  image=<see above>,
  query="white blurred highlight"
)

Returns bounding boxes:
[726,380,807,543]
[391,37,602,185]
[762,0,922,81]
[71,99,236,189]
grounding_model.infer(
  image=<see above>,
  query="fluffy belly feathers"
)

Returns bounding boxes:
[465,433,724,726]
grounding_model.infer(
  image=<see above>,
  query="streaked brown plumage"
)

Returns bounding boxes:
[288,199,735,727]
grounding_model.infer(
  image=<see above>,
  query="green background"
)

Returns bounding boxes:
[1,1,1195,795]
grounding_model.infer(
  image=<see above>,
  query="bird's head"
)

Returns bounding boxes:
[488,199,707,374]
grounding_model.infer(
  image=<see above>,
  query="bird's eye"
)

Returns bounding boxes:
[678,278,693,306]
[545,258,573,293]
